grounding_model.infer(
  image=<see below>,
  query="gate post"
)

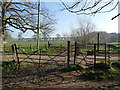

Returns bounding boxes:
[97,33,100,52]
[11,44,15,61]
[14,44,20,65]
[94,43,96,69]
[30,44,32,51]
[108,44,111,66]
[67,41,70,66]
[4,45,5,52]
[74,41,77,65]
[39,49,42,66]
[105,43,107,65]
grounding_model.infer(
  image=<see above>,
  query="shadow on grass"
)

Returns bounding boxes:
[2,60,120,88]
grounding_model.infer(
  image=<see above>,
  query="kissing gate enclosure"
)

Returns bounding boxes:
[3,41,115,72]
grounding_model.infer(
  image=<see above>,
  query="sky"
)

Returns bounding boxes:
[10,1,119,38]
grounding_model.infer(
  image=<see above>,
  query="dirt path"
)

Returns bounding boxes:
[2,54,120,89]
[3,53,119,62]
[2,64,120,89]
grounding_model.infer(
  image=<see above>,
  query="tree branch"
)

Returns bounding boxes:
[111,13,120,20]
[8,8,36,15]
[7,9,37,30]
[12,2,37,9]
[61,0,118,15]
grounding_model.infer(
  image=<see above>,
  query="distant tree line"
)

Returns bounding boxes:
[109,33,120,42]
[71,31,120,44]
[9,32,119,43]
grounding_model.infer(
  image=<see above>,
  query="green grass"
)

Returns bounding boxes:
[81,61,120,81]
[82,70,105,81]
[110,42,120,47]
[2,60,18,71]
[94,62,110,70]
[63,63,84,72]
[4,41,67,47]
[2,60,33,71]
[112,61,120,69]
[81,69,120,81]
[3,41,120,55]
[3,41,67,55]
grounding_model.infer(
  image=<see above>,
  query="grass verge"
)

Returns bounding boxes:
[2,60,33,71]
[81,61,120,81]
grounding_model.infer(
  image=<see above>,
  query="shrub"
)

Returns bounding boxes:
[81,61,120,81]
[94,62,110,71]
[112,61,120,69]
[64,63,84,72]
[82,70,105,81]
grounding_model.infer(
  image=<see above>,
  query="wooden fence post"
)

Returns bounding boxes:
[48,42,51,48]
[30,44,32,51]
[67,41,70,66]
[45,44,47,50]
[74,41,77,65]
[105,43,106,65]
[14,44,20,65]
[4,45,5,52]
[108,44,111,66]
[11,45,15,61]
[97,33,99,52]
[39,49,42,66]
[94,43,96,69]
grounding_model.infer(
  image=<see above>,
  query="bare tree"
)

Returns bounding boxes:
[40,31,50,41]
[3,30,13,42]
[70,18,96,45]
[0,1,56,52]
[1,2,37,36]
[98,31,111,43]
[61,0,119,16]
[90,31,111,43]
[0,1,56,39]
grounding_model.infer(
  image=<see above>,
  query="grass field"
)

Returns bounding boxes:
[110,42,120,47]
[3,41,69,54]
[4,41,68,47]
[4,41,120,47]
[3,41,120,54]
